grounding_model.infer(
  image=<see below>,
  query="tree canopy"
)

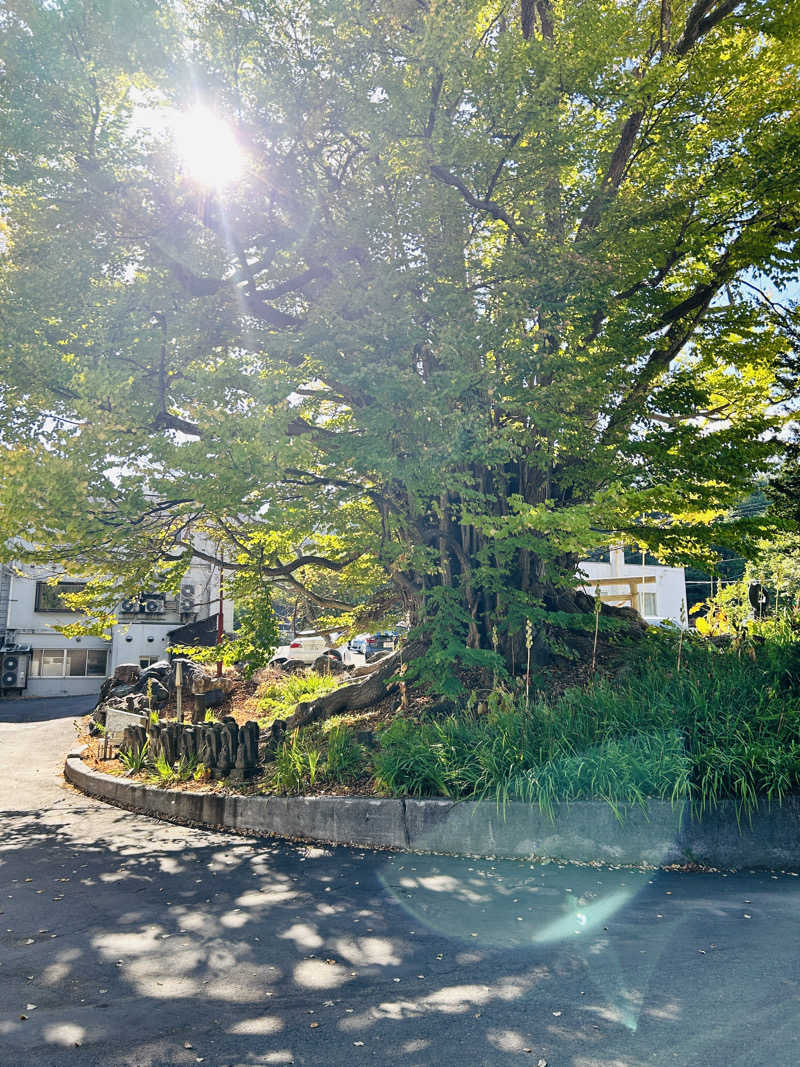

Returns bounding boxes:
[1,0,799,679]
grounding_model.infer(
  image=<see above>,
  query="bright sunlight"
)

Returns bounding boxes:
[173,107,244,188]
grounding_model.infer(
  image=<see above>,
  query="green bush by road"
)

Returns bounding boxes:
[371,625,800,818]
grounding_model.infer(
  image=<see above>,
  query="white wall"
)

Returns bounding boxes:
[2,565,111,697]
[577,560,688,626]
[2,556,233,698]
[111,622,175,669]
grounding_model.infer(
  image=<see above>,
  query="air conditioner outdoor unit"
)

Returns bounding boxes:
[1,650,30,690]
[143,598,164,614]
[119,598,139,614]
[180,584,196,612]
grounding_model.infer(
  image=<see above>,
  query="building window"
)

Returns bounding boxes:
[640,591,658,617]
[139,656,160,669]
[86,650,108,676]
[34,581,86,613]
[67,649,87,676]
[29,649,108,678]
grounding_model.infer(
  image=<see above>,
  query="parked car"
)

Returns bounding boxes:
[346,632,397,662]
[269,632,343,670]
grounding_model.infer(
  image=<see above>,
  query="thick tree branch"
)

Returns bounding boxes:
[424,70,444,139]
[153,411,202,437]
[578,2,740,241]
[577,110,644,238]
[167,260,224,297]
[256,266,331,300]
[429,164,529,245]
[278,573,354,611]
[674,0,741,56]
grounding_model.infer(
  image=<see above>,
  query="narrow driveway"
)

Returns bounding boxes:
[1,698,799,1066]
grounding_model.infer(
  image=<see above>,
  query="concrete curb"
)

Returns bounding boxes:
[65,750,800,868]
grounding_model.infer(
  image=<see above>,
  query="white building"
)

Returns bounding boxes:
[0,555,233,699]
[577,547,688,627]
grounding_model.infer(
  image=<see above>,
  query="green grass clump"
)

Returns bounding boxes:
[257,670,342,726]
[119,740,150,775]
[325,726,366,785]
[273,729,323,791]
[269,725,366,793]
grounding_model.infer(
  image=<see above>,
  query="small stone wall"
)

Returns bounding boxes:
[65,750,800,869]
[121,717,261,781]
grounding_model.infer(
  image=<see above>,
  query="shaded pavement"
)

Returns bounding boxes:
[1,697,799,1066]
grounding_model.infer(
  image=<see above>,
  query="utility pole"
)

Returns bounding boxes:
[217,567,224,678]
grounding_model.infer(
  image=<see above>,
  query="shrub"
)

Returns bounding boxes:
[373,719,451,797]
[119,740,150,774]
[152,751,175,784]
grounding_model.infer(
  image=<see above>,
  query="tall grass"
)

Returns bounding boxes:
[373,633,800,819]
[271,725,367,792]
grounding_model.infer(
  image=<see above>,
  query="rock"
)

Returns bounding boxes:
[179,726,199,762]
[94,676,116,709]
[189,671,220,695]
[133,661,171,692]
[312,654,346,674]
[427,698,457,717]
[269,718,287,744]
[113,663,141,685]
[144,680,169,707]
[108,683,137,699]
[229,721,260,780]
[123,694,148,713]
[120,723,147,754]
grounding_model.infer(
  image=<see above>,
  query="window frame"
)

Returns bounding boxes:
[34,580,86,613]
[29,648,109,678]
[640,591,658,617]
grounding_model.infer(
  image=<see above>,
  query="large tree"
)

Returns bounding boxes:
[1,0,798,682]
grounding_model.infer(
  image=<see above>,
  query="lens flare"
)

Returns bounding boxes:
[174,107,244,188]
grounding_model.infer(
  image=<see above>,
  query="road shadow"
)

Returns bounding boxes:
[3,798,800,1065]
[0,695,95,724]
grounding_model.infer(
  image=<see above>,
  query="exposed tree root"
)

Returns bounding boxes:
[264,641,425,744]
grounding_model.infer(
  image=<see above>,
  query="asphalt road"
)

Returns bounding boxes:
[2,698,800,1066]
